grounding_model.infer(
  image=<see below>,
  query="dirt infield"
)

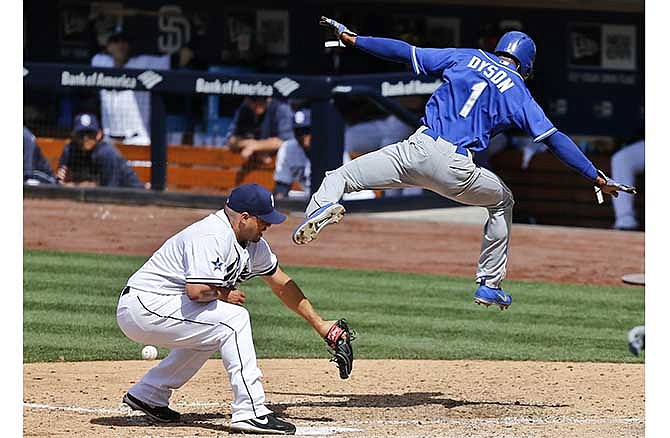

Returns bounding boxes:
[23,198,645,437]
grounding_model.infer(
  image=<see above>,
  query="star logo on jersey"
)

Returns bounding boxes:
[211,257,223,271]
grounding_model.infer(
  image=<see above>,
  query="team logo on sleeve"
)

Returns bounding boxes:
[211,257,223,271]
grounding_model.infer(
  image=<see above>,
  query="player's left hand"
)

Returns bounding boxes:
[324,319,355,379]
[595,169,637,198]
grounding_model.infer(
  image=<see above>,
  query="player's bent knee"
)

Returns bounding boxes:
[216,302,251,330]
[506,193,515,209]
[500,187,514,208]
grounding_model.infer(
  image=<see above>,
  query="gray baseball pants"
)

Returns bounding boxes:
[306,126,514,288]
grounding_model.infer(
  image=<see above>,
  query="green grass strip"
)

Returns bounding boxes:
[24,249,644,363]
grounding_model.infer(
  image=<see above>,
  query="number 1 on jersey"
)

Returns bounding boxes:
[459,81,488,118]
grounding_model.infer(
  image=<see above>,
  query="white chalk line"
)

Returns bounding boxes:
[348,416,643,426]
[24,402,123,415]
[23,400,225,414]
[23,403,360,436]
[24,402,643,435]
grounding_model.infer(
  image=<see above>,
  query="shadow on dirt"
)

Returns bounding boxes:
[90,412,233,432]
[265,391,569,418]
[90,391,569,428]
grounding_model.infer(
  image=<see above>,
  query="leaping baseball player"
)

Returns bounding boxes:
[293,17,636,310]
[117,184,354,435]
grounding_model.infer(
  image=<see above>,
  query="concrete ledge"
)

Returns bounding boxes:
[23,184,461,214]
[364,206,488,224]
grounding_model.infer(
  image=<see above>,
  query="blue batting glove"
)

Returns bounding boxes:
[319,16,357,38]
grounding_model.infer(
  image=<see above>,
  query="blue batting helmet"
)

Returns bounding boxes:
[494,31,536,79]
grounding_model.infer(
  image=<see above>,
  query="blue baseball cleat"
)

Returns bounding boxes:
[474,284,512,310]
[292,202,346,245]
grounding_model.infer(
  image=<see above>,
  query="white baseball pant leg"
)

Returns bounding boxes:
[116,289,272,422]
[307,126,513,288]
[610,140,645,229]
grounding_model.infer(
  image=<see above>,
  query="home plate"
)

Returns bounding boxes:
[296,426,362,436]
[622,273,645,286]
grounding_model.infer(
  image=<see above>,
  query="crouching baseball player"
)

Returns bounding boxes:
[293,17,636,310]
[117,183,354,434]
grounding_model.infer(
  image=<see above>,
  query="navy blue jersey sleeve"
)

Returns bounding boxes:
[117,158,144,187]
[275,103,295,141]
[412,47,459,77]
[95,143,143,188]
[511,98,557,143]
[23,128,54,178]
[223,106,241,144]
[32,143,54,176]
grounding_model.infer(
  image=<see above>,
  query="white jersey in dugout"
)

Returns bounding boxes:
[127,209,278,294]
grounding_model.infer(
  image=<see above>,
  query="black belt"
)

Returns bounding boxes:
[121,286,130,296]
[421,127,469,157]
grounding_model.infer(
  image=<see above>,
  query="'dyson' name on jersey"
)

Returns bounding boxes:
[466,56,515,93]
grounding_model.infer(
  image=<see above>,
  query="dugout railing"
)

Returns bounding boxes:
[24,62,639,227]
[23,62,436,195]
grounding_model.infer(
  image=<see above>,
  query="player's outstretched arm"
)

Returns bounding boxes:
[543,131,599,181]
[543,131,636,198]
[262,266,333,336]
[264,265,356,379]
[320,16,414,65]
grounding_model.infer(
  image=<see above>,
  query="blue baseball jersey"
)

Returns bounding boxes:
[410,47,556,152]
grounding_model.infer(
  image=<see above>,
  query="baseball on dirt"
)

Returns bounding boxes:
[141,345,158,360]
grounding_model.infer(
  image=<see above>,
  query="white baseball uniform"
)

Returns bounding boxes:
[610,140,645,229]
[274,138,311,193]
[116,209,278,422]
[91,53,170,145]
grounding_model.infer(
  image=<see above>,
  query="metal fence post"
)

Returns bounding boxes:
[310,97,344,199]
[150,93,167,191]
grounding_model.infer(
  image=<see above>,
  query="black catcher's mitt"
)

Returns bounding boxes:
[324,319,355,379]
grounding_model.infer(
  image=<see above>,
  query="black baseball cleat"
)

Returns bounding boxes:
[230,414,296,435]
[122,392,181,423]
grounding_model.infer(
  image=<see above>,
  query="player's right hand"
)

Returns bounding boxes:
[220,288,246,305]
[319,16,357,39]
[595,169,637,198]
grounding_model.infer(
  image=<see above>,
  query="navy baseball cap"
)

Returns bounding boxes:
[227,183,287,224]
[73,113,100,133]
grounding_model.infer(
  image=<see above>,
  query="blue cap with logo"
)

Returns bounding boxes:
[73,113,101,133]
[226,183,286,224]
